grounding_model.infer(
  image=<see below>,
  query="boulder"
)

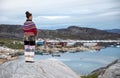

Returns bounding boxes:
[98,59,120,78]
[0,59,80,78]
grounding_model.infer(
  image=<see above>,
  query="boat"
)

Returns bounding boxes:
[35,51,43,55]
[116,45,120,48]
[113,43,120,48]
[42,52,50,55]
[68,50,76,53]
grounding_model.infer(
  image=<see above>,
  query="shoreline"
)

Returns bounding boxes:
[0,56,18,64]
[0,46,119,78]
[0,45,103,64]
[36,45,103,53]
[1,55,119,78]
[0,46,24,64]
[84,59,120,78]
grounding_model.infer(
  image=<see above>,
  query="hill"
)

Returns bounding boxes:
[0,24,23,39]
[105,29,120,34]
[0,24,120,40]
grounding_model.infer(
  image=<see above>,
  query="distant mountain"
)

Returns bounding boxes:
[0,24,23,39]
[105,29,120,34]
[0,24,120,40]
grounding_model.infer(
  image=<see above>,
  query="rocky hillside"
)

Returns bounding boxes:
[0,24,23,39]
[0,59,80,78]
[40,26,120,40]
[0,24,120,40]
[90,59,120,78]
[105,29,120,34]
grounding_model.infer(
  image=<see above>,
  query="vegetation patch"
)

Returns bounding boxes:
[0,38,24,49]
[81,74,99,78]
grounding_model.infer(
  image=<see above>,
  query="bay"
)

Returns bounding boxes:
[21,47,120,75]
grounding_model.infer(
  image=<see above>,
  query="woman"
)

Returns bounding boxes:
[23,11,37,62]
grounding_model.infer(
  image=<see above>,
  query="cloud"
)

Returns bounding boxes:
[40,16,70,20]
[98,11,120,16]
[0,0,120,29]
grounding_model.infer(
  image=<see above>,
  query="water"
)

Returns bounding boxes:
[22,47,120,75]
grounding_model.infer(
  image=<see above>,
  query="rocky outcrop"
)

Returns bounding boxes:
[90,59,120,78]
[0,59,80,78]
[98,59,120,78]
[0,46,24,64]
[105,29,120,34]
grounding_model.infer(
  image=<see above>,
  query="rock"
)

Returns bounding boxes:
[0,59,80,78]
[0,54,8,59]
[0,59,7,64]
[95,59,120,78]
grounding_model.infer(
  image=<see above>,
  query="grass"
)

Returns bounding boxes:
[0,38,24,49]
[81,74,99,78]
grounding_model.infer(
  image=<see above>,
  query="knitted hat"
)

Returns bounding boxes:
[25,11,32,18]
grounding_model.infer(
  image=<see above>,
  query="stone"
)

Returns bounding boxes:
[0,59,80,78]
[98,59,120,78]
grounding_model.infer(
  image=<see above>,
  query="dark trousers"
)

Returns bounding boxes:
[24,36,36,45]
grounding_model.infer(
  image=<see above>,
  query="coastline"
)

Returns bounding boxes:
[0,45,103,64]
[0,46,24,64]
[36,45,103,53]
[0,46,119,78]
[0,46,120,78]
[1,55,119,78]
[84,59,120,78]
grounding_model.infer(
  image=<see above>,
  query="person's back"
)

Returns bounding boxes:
[23,20,37,36]
[23,11,37,62]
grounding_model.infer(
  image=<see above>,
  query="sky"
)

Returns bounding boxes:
[0,0,120,30]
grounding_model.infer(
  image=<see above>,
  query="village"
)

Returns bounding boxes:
[35,38,105,54]
[0,38,120,64]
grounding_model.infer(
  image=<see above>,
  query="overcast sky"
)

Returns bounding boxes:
[0,0,120,29]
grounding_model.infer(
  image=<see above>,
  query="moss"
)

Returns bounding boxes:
[5,43,24,49]
[81,74,99,78]
[0,38,24,49]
